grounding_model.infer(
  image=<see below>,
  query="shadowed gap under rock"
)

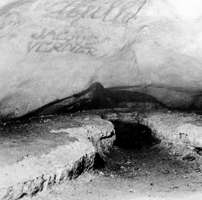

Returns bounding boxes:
[16,82,164,121]
[93,121,160,170]
[112,121,160,149]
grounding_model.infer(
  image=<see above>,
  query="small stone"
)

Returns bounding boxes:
[110,174,115,178]
[129,188,135,193]
[182,154,196,161]
[125,161,132,165]
[133,167,139,170]
[162,169,170,174]
[99,171,104,176]
[120,166,126,170]
[170,186,179,190]
[195,168,201,173]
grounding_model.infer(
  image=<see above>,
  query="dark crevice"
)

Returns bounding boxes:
[6,82,165,123]
[93,121,161,170]
[111,121,160,149]
[94,121,199,182]
[93,153,105,169]
[194,147,202,156]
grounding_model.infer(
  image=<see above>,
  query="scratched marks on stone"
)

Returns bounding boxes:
[0,11,20,29]
[27,26,107,56]
[0,11,21,38]
[43,0,148,25]
[0,0,35,38]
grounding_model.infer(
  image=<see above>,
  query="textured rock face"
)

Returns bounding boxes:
[0,114,115,200]
[0,0,202,118]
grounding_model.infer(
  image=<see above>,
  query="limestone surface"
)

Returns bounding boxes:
[0,114,115,200]
[1,105,202,199]
[1,0,202,118]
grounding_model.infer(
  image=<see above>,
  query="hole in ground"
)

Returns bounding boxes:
[39,121,202,200]
[112,121,160,149]
[93,121,201,193]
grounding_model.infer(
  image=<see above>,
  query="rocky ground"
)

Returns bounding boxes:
[2,105,202,200]
[28,141,202,200]
[0,114,115,200]
[21,106,202,200]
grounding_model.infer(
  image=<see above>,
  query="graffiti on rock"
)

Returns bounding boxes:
[27,26,109,56]
[43,0,147,25]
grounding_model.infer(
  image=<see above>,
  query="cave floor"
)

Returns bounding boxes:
[24,107,202,200]
[1,106,202,199]
[0,114,115,199]
[29,144,202,200]
[0,117,79,167]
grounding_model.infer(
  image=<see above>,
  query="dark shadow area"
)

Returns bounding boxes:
[92,121,161,170]
[94,120,200,189]
[4,82,202,123]
[112,121,160,149]
[14,82,164,122]
[93,153,105,169]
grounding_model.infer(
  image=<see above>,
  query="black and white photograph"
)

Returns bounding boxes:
[0,0,201,199]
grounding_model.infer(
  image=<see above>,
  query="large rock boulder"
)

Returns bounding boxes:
[0,0,202,119]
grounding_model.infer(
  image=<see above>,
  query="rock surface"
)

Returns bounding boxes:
[6,108,202,200]
[73,104,202,152]
[1,0,202,118]
[102,109,202,150]
[0,114,115,200]
[1,104,202,199]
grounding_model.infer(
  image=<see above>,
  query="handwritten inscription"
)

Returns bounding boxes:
[43,0,147,25]
[27,27,108,56]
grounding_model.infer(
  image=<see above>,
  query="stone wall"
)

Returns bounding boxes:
[0,0,202,119]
